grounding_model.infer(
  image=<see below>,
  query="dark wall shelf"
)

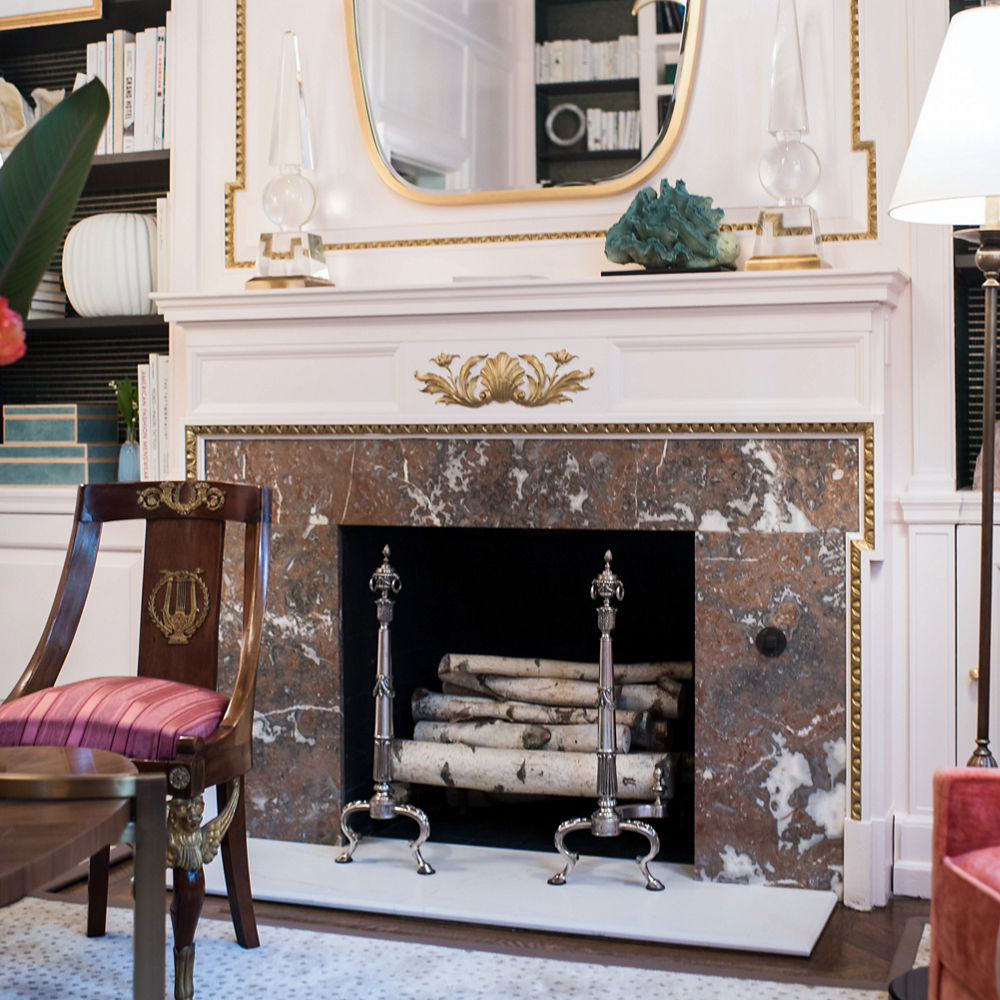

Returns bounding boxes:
[536,78,639,95]
[86,150,170,193]
[0,0,172,436]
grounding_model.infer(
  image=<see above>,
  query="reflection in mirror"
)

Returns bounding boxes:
[347,0,701,203]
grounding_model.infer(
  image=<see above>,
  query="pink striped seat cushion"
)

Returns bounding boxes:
[0,676,228,759]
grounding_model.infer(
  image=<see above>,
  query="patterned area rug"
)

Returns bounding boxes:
[0,896,892,999]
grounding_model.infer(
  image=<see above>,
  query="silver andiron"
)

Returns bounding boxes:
[336,546,434,874]
[548,550,665,891]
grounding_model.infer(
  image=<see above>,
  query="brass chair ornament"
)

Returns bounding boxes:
[336,546,434,875]
[548,550,665,891]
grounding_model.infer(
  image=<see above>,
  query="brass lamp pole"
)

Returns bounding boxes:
[961,219,1000,767]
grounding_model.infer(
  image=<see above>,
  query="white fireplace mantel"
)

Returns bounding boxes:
[156,269,908,438]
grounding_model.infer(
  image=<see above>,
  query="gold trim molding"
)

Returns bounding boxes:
[415,351,594,408]
[225,0,875,264]
[186,420,873,820]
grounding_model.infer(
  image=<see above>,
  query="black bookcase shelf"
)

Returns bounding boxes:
[0,0,171,434]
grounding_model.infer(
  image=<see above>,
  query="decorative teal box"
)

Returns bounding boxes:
[2,404,118,446]
[0,443,119,485]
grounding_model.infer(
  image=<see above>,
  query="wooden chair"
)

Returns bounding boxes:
[0,480,271,1000]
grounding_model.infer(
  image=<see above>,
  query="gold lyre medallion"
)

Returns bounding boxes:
[147,568,210,644]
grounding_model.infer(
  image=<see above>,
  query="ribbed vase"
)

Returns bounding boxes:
[61,212,158,317]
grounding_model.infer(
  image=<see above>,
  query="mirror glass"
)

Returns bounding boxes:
[348,0,701,203]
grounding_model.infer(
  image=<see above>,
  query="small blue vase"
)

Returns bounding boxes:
[118,440,140,482]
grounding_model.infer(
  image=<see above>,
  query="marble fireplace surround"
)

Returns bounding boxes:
[158,268,905,919]
[206,428,861,895]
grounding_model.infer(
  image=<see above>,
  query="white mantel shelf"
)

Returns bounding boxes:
[155,269,908,323]
[158,268,908,434]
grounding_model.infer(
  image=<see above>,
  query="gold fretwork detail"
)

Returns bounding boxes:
[147,569,210,645]
[415,351,594,408]
[166,781,241,871]
[755,212,815,238]
[138,482,226,515]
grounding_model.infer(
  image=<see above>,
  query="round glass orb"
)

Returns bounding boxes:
[262,170,316,230]
[759,135,820,205]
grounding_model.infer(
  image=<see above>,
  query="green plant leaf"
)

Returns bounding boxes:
[0,78,109,318]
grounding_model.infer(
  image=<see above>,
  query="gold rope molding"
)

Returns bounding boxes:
[224,0,875,263]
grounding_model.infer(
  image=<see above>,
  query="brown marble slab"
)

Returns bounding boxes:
[205,431,859,891]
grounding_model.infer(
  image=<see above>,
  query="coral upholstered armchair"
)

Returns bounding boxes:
[0,481,270,1000]
[930,767,1000,1000]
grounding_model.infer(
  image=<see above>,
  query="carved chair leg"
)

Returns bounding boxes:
[217,779,259,948]
[86,845,111,937]
[170,866,205,1000]
[166,784,243,1000]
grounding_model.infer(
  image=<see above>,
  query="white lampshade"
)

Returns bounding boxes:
[889,4,1000,226]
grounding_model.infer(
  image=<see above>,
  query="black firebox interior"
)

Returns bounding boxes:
[340,525,695,863]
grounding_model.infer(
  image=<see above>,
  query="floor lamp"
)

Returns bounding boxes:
[890,2,1000,771]
[887,8,1000,998]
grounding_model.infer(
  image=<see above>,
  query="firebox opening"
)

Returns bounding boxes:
[340,525,695,863]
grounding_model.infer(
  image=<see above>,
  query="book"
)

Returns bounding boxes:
[161,15,170,148]
[122,39,136,153]
[147,353,160,479]
[137,362,151,480]
[134,27,157,152]
[153,25,166,150]
[153,352,169,477]
[105,32,114,152]
[111,29,135,154]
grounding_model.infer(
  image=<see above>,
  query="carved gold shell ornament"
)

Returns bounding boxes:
[415,350,594,408]
[147,568,210,645]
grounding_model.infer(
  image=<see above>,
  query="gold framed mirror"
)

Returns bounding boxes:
[345,0,703,204]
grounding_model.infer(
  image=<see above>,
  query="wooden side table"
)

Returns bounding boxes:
[0,746,166,1000]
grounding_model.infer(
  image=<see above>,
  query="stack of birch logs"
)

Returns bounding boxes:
[391,654,690,801]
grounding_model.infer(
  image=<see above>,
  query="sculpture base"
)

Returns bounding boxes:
[245,274,335,290]
[252,229,332,287]
[744,254,823,272]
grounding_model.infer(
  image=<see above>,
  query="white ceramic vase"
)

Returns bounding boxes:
[61,212,157,317]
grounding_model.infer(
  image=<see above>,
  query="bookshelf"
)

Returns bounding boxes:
[0,0,170,432]
[533,0,682,186]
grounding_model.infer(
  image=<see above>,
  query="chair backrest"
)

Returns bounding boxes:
[11,481,271,704]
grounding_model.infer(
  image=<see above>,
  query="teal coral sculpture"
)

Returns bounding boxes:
[605,178,739,271]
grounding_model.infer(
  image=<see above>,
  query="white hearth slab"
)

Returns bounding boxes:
[204,837,837,957]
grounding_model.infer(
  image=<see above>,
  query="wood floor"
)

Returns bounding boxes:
[38,856,929,992]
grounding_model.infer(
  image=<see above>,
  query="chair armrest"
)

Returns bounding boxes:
[934,767,1000,860]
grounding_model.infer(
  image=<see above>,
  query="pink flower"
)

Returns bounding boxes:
[0,297,25,366]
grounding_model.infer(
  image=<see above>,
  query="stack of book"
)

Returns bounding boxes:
[137,352,169,480]
[85,18,169,156]
[0,404,119,485]
[535,35,640,84]
[586,109,640,152]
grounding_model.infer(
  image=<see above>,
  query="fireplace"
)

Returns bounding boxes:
[338,523,696,861]
[206,427,858,893]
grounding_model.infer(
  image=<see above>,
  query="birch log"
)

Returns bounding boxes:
[412,719,631,753]
[413,720,551,750]
[543,723,632,753]
[439,654,692,684]
[411,689,643,728]
[392,740,673,799]
[437,673,681,717]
